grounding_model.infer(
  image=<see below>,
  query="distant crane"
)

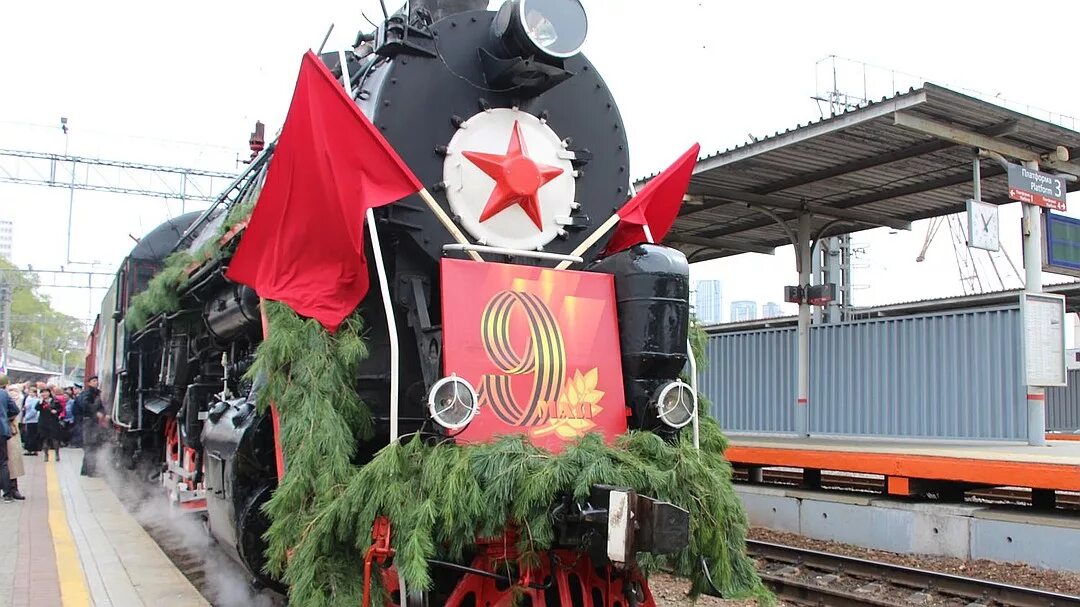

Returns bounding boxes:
[915,213,1022,295]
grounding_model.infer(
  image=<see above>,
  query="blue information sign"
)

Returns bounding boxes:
[1043,212,1080,277]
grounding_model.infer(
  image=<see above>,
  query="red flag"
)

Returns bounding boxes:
[226,51,422,332]
[604,143,700,255]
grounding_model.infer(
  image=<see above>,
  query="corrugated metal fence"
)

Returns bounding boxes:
[702,306,1028,440]
[1047,369,1080,432]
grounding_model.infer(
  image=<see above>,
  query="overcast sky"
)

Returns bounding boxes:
[1,0,1079,330]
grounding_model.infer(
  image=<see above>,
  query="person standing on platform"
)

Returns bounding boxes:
[21,386,40,455]
[37,388,63,462]
[79,376,106,477]
[5,384,24,500]
[54,385,71,446]
[0,376,19,503]
[71,381,90,447]
[6,418,24,501]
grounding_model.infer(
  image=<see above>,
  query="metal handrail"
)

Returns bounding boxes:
[442,244,583,264]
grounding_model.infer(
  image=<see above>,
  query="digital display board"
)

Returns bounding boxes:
[1043,212,1080,278]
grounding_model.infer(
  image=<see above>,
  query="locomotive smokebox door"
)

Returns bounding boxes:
[359,0,627,265]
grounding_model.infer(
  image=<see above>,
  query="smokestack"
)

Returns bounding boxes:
[411,0,490,21]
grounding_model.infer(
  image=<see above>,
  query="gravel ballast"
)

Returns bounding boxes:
[749,527,1080,597]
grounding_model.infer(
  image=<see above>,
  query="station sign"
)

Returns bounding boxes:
[1007,164,1066,211]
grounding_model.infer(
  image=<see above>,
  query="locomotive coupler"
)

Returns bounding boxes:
[550,484,690,566]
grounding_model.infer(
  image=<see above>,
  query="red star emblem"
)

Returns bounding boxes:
[462,121,564,231]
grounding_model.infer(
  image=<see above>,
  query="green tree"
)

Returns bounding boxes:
[1,258,89,370]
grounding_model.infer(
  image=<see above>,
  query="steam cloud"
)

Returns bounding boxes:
[92,448,281,607]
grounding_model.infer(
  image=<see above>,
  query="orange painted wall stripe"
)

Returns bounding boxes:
[1048,433,1080,442]
[725,445,1080,491]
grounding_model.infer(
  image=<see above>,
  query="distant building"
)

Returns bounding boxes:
[0,220,11,260]
[730,300,757,322]
[693,280,723,324]
[762,302,783,319]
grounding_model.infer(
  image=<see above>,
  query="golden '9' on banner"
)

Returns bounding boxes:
[440,259,627,452]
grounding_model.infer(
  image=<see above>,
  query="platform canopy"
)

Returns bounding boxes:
[656,84,1080,262]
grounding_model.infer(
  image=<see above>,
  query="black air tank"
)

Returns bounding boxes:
[588,244,689,426]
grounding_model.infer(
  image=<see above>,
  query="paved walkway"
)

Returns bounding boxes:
[0,448,208,607]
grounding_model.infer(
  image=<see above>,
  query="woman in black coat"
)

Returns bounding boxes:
[36,388,63,462]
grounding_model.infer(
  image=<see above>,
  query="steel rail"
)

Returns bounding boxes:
[756,572,899,607]
[747,540,1080,607]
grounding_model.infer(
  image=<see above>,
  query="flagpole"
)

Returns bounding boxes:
[418,188,483,262]
[554,213,621,270]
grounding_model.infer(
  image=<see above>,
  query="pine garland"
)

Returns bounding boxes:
[250,303,771,606]
[689,319,709,371]
[247,301,372,588]
[125,201,257,331]
[125,251,195,330]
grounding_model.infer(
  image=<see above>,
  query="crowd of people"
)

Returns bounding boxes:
[0,375,109,503]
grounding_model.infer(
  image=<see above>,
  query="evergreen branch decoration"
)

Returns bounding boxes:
[125,251,194,330]
[689,318,709,371]
[125,202,257,331]
[249,301,374,595]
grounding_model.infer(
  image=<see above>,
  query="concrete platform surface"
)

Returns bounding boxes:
[0,448,209,607]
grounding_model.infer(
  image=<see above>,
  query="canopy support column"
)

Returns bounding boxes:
[796,213,812,437]
[1022,159,1047,447]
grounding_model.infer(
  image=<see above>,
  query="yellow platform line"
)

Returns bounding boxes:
[45,462,92,606]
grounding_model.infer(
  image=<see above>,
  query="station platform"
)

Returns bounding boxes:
[0,449,208,607]
[725,434,1080,495]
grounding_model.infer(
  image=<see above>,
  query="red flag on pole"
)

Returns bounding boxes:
[604,143,700,255]
[226,51,422,332]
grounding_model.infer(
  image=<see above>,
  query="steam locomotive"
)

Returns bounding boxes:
[85,0,698,604]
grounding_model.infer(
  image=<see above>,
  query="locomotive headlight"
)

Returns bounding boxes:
[493,0,589,60]
[427,375,479,431]
[653,381,697,429]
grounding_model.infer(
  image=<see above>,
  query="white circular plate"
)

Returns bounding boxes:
[443,108,575,250]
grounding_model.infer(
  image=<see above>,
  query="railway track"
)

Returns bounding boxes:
[733,469,1080,509]
[748,540,1080,607]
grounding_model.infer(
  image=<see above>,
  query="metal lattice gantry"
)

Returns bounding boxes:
[0,148,236,203]
[0,267,116,290]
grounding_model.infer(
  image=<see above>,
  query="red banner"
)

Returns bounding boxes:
[441,259,627,451]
